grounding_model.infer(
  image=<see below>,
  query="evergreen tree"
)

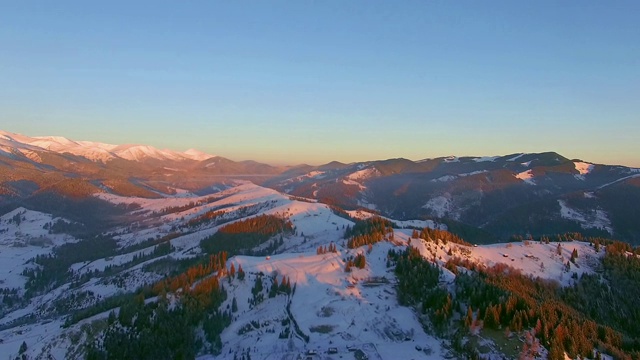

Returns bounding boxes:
[230,263,236,278]
[237,265,245,281]
[570,248,578,263]
[465,306,473,329]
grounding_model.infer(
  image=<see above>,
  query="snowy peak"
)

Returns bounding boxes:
[30,135,78,149]
[112,144,185,162]
[183,148,215,161]
[31,136,118,162]
[0,130,215,163]
[111,144,215,162]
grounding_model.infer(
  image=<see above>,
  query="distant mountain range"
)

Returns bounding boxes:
[0,130,216,162]
[1,130,639,243]
[0,130,284,199]
[267,153,640,243]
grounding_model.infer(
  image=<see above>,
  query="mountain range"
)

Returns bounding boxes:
[1,130,639,244]
[1,130,640,359]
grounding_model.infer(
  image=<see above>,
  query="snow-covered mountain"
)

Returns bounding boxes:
[0,130,215,163]
[2,130,640,245]
[1,180,632,360]
[267,153,640,244]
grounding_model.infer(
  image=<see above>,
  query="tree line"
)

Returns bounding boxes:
[200,214,293,255]
[345,216,395,249]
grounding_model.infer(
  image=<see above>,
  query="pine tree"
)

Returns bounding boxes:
[465,306,473,329]
[483,305,499,329]
[230,263,236,278]
[345,260,353,273]
[237,265,245,281]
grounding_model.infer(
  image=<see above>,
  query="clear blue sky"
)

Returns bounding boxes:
[1,1,639,166]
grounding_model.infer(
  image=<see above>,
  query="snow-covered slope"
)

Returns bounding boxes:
[206,241,445,360]
[183,148,215,161]
[574,161,595,180]
[0,181,624,359]
[0,130,215,163]
[558,200,613,234]
[0,208,78,289]
[515,169,535,185]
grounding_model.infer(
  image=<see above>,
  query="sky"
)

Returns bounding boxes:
[1,1,639,166]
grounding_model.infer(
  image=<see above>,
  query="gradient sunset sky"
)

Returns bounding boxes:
[1,1,638,166]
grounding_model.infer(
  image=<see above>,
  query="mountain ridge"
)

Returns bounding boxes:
[2,130,639,244]
[0,130,216,163]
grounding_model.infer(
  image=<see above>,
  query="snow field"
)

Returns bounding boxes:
[212,241,445,359]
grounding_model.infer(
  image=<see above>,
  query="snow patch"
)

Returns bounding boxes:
[574,162,594,180]
[346,167,380,181]
[422,196,451,218]
[281,171,327,185]
[430,171,486,183]
[558,200,612,234]
[431,175,457,183]
[506,153,525,162]
[341,179,366,190]
[515,170,535,185]
[597,173,640,189]
[459,170,488,177]
[472,156,498,163]
[574,162,594,175]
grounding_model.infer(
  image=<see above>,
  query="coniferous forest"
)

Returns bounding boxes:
[85,253,231,359]
[390,236,640,360]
